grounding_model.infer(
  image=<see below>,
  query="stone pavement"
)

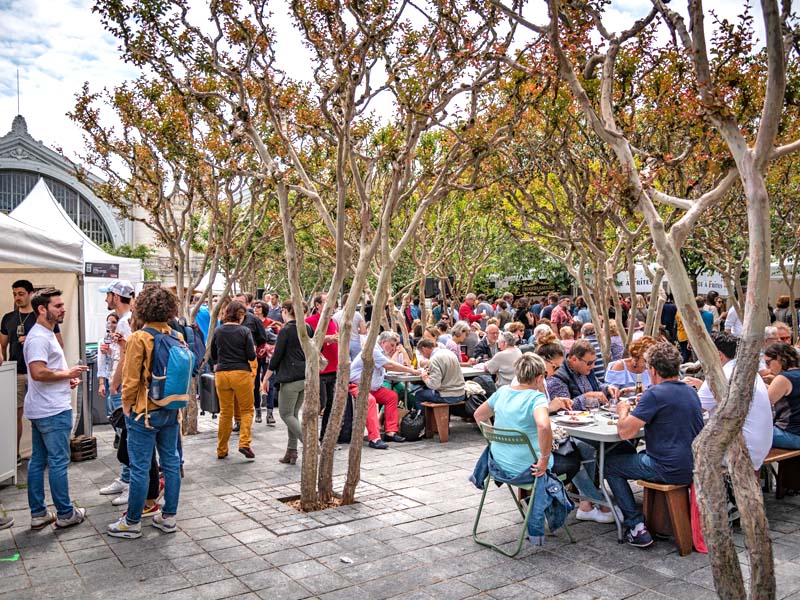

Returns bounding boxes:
[3,413,800,600]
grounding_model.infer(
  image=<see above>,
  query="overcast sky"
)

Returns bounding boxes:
[0,0,762,163]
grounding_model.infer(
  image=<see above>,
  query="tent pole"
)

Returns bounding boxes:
[76,272,91,437]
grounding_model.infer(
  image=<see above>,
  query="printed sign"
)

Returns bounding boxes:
[85,262,120,278]
[697,271,729,297]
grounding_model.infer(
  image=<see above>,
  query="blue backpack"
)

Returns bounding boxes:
[143,327,195,410]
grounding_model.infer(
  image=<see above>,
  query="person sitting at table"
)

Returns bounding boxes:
[606,342,704,548]
[349,331,420,449]
[415,338,466,405]
[604,336,656,392]
[684,333,771,470]
[547,340,620,410]
[471,354,579,541]
[559,326,575,353]
[449,321,477,366]
[485,332,523,388]
[765,341,800,449]
[472,324,500,361]
[535,332,618,523]
[507,321,526,344]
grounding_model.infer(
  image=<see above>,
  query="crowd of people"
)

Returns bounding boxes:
[3,280,800,554]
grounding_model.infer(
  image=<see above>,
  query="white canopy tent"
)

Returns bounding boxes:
[0,212,88,458]
[197,270,229,295]
[11,180,143,343]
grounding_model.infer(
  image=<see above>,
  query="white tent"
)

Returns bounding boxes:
[197,270,229,295]
[11,180,143,343]
[0,212,87,460]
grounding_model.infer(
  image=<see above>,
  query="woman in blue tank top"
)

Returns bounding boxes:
[765,342,800,449]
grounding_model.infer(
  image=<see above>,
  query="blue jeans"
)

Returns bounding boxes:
[28,409,75,519]
[126,409,181,524]
[773,426,800,449]
[108,392,130,483]
[604,451,665,529]
[570,439,604,502]
[415,388,465,404]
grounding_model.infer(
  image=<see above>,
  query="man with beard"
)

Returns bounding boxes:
[0,279,63,464]
[24,288,88,529]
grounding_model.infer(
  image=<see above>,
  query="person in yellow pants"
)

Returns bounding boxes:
[211,300,257,459]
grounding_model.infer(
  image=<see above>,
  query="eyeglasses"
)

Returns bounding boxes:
[779,336,792,342]
[580,357,595,366]
[765,357,776,366]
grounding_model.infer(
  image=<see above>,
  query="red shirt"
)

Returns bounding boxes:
[305,313,338,374]
[459,302,483,324]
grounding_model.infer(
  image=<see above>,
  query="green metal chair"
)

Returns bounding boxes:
[472,422,574,557]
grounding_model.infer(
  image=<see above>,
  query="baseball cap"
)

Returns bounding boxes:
[99,280,135,299]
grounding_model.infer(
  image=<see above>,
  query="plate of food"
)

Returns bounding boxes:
[553,413,595,425]
[557,410,590,417]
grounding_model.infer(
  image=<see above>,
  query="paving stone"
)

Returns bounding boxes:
[194,577,250,599]
[184,564,235,586]
[298,570,352,595]
[238,567,293,591]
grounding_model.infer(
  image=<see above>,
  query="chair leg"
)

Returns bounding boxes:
[473,480,535,558]
[665,488,693,556]
[434,407,450,443]
[424,405,435,439]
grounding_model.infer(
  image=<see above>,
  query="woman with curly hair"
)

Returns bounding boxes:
[766,342,800,449]
[107,285,182,539]
[605,336,657,392]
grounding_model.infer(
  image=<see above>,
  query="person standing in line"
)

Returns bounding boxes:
[24,288,88,530]
[262,301,308,465]
[97,280,136,505]
[307,294,340,442]
[0,279,63,465]
[106,286,184,539]
[212,301,257,459]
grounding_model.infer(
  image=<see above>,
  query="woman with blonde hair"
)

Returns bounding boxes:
[608,320,624,362]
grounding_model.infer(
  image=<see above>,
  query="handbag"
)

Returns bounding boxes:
[551,423,574,455]
[400,409,425,441]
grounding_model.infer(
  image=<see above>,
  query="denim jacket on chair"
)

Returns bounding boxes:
[469,446,574,544]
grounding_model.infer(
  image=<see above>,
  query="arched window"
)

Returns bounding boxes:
[0,170,112,245]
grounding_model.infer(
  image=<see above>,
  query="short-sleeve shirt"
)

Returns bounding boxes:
[1,310,60,374]
[349,345,389,391]
[306,313,338,374]
[487,386,553,475]
[23,323,71,420]
[631,380,704,484]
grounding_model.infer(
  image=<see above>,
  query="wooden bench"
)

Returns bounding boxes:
[763,448,800,499]
[636,480,692,556]
[421,401,465,443]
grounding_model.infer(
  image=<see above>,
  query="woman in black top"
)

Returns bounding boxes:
[262,301,307,465]
[212,301,256,460]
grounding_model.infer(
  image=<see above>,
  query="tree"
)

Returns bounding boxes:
[491,0,800,595]
[93,0,518,510]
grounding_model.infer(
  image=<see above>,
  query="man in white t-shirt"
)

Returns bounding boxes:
[724,306,743,337]
[685,333,772,469]
[97,280,135,505]
[23,288,88,530]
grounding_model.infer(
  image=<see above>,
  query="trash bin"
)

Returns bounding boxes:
[85,348,107,427]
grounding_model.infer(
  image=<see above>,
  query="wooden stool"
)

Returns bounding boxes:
[763,448,800,499]
[421,401,465,443]
[636,480,692,556]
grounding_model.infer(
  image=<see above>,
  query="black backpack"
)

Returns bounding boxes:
[473,374,497,398]
[465,392,488,418]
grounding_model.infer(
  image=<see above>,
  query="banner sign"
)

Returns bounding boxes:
[85,262,120,279]
[697,271,729,297]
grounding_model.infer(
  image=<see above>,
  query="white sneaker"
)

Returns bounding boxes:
[576,507,615,524]
[30,510,56,530]
[100,479,127,496]
[107,515,142,539]
[111,488,129,506]
[152,513,177,534]
[55,507,86,529]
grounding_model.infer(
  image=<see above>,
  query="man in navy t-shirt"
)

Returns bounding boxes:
[606,341,704,548]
